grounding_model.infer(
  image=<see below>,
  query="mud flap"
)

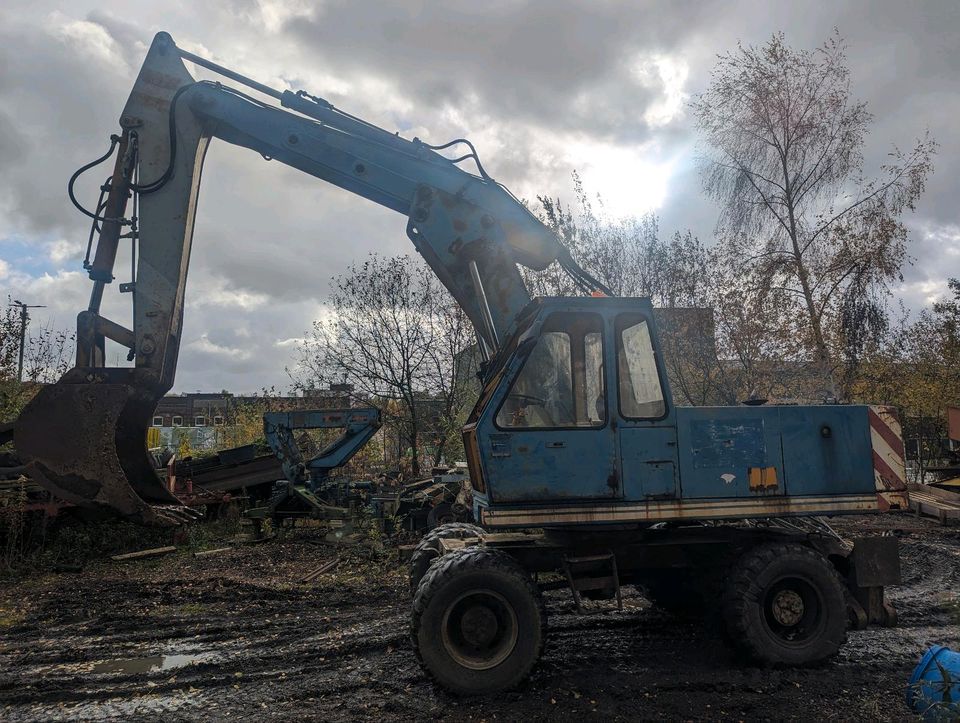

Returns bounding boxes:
[846,536,900,629]
[14,371,198,526]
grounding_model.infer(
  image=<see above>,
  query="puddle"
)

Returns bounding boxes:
[90,652,217,675]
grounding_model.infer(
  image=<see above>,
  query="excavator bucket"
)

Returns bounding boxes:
[14,371,199,527]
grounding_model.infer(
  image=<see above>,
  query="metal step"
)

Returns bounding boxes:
[563,551,622,612]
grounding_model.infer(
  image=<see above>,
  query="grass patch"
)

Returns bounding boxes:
[170,602,209,616]
[0,507,243,578]
[0,603,26,628]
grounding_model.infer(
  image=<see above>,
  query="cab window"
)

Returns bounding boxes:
[496,313,605,429]
[617,315,665,419]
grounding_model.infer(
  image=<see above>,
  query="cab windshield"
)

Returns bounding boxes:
[496,313,605,429]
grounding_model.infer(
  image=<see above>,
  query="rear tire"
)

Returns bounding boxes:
[722,542,847,666]
[409,522,485,595]
[411,547,545,696]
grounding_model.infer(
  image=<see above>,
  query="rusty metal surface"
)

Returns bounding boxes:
[949,406,960,443]
[180,454,282,494]
[851,536,902,587]
[14,370,198,527]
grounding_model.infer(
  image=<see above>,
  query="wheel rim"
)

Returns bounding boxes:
[440,589,518,670]
[762,576,824,646]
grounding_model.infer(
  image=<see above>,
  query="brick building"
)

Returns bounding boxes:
[150,385,354,451]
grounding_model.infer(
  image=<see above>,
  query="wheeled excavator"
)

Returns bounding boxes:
[10,33,911,695]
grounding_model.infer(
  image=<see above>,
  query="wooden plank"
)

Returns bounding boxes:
[908,483,960,506]
[111,546,177,561]
[301,556,340,583]
[910,491,960,511]
[193,547,232,558]
[909,494,960,526]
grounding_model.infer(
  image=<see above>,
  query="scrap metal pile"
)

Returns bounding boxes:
[1,407,471,537]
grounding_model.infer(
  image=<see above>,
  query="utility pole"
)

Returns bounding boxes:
[10,300,46,382]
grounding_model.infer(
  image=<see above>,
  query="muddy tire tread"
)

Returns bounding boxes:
[408,523,485,595]
[410,546,546,695]
[721,542,847,667]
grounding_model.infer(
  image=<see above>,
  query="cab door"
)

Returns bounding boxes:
[479,312,618,502]
[614,312,680,500]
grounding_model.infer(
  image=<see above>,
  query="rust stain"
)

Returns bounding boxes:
[141,69,186,90]
[129,90,172,114]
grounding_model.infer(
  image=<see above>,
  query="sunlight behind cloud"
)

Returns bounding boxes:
[571,143,677,218]
[633,54,690,128]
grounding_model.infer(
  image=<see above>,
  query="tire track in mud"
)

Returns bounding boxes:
[2,517,959,721]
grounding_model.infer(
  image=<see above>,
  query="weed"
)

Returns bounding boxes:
[0,603,26,628]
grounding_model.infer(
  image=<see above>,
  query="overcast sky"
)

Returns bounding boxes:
[1,0,957,393]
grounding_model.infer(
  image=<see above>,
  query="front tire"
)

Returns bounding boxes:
[722,542,847,666]
[408,522,485,595]
[411,547,546,696]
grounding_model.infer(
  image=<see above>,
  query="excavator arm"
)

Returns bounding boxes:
[13,32,604,525]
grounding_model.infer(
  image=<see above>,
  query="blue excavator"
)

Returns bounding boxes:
[11,33,910,694]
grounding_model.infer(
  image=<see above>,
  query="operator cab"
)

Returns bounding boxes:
[465,297,677,518]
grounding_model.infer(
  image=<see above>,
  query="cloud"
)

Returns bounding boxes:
[186,334,253,362]
[46,239,81,265]
[284,0,698,146]
[0,0,956,393]
[48,12,131,70]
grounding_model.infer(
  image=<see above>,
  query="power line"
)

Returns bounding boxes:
[9,300,46,383]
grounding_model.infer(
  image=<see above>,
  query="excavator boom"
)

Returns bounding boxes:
[13,32,603,525]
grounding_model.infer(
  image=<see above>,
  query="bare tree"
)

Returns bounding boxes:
[692,31,936,398]
[531,172,662,298]
[0,301,75,425]
[855,279,960,478]
[292,254,474,476]
[22,322,73,384]
[533,178,738,405]
[422,298,475,467]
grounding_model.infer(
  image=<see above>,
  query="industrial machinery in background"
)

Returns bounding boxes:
[151,407,473,535]
[12,33,910,695]
[244,406,471,535]
[926,405,960,491]
[246,407,380,533]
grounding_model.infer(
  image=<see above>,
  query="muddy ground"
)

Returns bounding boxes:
[1,514,958,721]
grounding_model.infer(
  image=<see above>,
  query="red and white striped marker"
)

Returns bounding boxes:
[868,406,909,510]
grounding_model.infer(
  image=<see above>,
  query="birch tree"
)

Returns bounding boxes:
[692,31,936,398]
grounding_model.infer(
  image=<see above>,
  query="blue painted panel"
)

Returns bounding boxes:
[482,428,618,502]
[689,418,766,469]
[471,298,884,516]
[778,406,875,496]
[677,407,785,498]
[620,427,678,499]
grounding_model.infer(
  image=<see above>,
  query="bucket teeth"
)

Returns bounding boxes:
[152,505,205,526]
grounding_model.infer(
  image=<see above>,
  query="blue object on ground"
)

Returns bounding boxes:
[907,645,960,718]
